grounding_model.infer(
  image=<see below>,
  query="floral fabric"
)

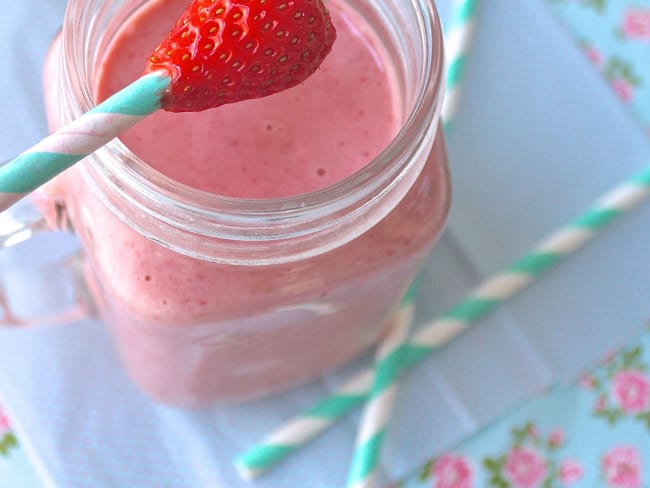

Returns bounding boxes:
[0,406,17,458]
[0,402,43,488]
[397,326,650,487]
[548,0,650,136]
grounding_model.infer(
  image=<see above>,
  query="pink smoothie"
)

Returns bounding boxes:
[96,0,400,199]
[42,0,450,406]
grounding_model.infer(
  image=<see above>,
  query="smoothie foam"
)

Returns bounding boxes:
[96,0,400,198]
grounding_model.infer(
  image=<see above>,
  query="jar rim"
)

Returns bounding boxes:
[60,0,446,264]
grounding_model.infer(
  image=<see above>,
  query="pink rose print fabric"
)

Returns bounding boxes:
[581,345,650,429]
[601,446,643,488]
[432,454,474,488]
[411,454,475,488]
[612,370,650,413]
[406,422,584,488]
[621,8,650,40]
[482,423,581,488]
[549,0,650,132]
[503,447,547,488]
[0,404,18,457]
[559,460,584,484]
[398,332,650,488]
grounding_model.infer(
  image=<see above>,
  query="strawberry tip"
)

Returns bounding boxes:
[143,0,337,113]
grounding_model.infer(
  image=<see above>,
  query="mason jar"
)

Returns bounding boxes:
[6,0,449,407]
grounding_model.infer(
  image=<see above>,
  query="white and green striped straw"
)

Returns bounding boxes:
[442,0,478,131]
[346,282,418,488]
[235,163,650,480]
[0,72,170,212]
[344,0,479,485]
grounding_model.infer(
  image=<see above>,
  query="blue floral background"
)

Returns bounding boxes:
[398,325,650,487]
[549,0,650,135]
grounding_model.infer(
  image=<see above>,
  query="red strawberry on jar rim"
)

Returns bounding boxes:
[144,0,337,113]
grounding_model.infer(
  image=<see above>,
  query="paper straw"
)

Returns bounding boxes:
[234,164,650,479]
[344,1,479,485]
[442,0,479,131]
[0,72,170,212]
[345,283,418,488]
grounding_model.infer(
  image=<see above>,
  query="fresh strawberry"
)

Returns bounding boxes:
[144,0,336,113]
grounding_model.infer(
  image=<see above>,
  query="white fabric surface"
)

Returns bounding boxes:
[0,0,649,486]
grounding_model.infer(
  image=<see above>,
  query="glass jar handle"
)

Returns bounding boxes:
[0,198,95,327]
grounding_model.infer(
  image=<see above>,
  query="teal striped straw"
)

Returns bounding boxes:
[0,72,169,212]
[442,0,478,132]
[346,282,418,488]
[235,164,650,480]
[345,0,479,485]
